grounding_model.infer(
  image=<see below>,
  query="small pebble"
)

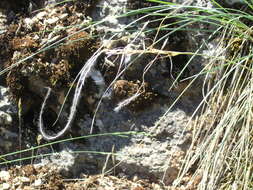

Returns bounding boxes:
[0,111,13,125]
[0,171,10,181]
[1,183,10,190]
[19,176,30,183]
[34,179,43,187]
[45,17,59,25]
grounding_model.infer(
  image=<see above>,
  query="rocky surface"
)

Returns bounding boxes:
[0,0,216,189]
[0,86,18,156]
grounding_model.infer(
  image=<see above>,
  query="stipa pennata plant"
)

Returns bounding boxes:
[148,1,253,189]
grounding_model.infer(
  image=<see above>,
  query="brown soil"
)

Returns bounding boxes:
[113,80,158,112]
[0,164,168,190]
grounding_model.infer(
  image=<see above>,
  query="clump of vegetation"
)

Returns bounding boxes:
[145,0,253,189]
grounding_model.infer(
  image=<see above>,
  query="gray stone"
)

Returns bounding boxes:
[0,86,17,125]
